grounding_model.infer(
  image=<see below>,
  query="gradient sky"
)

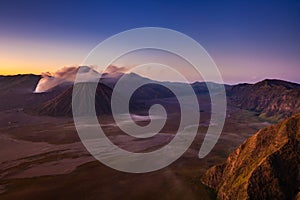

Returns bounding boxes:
[0,0,299,83]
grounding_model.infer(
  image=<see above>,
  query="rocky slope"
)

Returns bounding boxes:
[228,79,300,121]
[202,113,300,200]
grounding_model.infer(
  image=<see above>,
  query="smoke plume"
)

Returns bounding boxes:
[34,65,129,93]
[103,65,129,74]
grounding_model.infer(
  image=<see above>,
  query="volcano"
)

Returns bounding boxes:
[36,82,114,116]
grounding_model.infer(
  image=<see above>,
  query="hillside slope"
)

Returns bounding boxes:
[0,74,62,111]
[202,113,300,200]
[228,79,300,121]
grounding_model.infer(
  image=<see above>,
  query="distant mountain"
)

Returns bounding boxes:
[1,72,299,121]
[100,72,228,99]
[101,72,175,100]
[228,79,300,121]
[31,65,227,103]
[33,72,212,117]
[202,112,300,200]
[0,74,40,92]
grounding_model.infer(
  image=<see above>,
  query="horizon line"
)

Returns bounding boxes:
[1,72,299,86]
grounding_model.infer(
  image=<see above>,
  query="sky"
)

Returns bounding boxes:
[0,0,299,84]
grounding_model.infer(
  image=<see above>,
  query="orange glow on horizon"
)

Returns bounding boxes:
[0,35,89,75]
[0,64,80,76]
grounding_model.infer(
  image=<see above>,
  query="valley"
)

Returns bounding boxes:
[0,73,298,199]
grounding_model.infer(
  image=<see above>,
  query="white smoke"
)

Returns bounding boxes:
[34,66,129,93]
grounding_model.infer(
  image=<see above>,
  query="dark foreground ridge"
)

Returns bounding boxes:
[202,112,300,200]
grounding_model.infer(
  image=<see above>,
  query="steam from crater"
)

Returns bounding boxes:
[103,65,128,74]
[34,65,129,93]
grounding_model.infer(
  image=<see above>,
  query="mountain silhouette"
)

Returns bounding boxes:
[228,79,300,121]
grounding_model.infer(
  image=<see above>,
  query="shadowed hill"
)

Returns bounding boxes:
[228,79,300,121]
[0,74,40,92]
[0,74,63,111]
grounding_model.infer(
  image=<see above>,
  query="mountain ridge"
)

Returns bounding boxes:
[228,79,300,121]
[202,112,300,200]
[0,73,299,121]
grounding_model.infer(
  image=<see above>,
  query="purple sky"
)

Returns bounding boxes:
[0,0,299,84]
